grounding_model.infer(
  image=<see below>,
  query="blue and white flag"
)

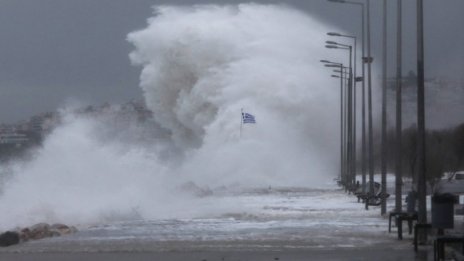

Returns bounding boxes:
[242,112,256,124]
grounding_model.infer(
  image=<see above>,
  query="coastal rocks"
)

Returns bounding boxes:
[21,223,53,240]
[0,231,20,247]
[50,223,77,235]
[0,223,77,247]
[19,223,77,242]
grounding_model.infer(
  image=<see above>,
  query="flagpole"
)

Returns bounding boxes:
[240,108,243,139]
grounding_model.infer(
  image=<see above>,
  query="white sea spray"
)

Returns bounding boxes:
[0,4,354,230]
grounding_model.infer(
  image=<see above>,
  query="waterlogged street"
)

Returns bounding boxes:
[0,187,432,260]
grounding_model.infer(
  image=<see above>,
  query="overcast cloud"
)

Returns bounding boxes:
[0,0,462,123]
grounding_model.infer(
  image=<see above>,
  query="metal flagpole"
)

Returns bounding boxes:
[240,108,243,138]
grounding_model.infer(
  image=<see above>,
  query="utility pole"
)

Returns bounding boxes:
[395,0,403,213]
[348,45,354,188]
[343,67,347,187]
[360,2,367,196]
[416,0,427,238]
[340,65,344,185]
[326,0,366,196]
[367,0,375,196]
[352,38,357,190]
[380,0,387,215]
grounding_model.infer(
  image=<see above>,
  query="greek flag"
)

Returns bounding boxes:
[242,112,256,124]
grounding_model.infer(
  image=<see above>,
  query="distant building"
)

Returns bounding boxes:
[29,116,43,133]
[0,132,28,147]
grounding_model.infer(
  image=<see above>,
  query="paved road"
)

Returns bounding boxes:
[0,247,433,261]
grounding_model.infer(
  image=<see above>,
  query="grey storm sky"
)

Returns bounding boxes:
[0,0,462,123]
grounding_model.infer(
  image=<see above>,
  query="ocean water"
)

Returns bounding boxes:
[1,187,397,253]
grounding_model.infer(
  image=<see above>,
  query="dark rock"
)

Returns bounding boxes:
[50,223,77,236]
[0,231,20,247]
[19,227,31,242]
[29,223,51,240]
[17,223,78,243]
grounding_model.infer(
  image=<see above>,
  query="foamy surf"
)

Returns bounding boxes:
[0,3,348,231]
[0,188,394,253]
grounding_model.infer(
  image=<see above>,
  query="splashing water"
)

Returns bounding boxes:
[0,4,343,230]
[128,4,341,187]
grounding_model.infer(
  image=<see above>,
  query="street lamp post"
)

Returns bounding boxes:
[322,60,346,187]
[326,42,354,187]
[340,66,349,187]
[366,0,374,198]
[416,0,427,240]
[327,0,368,197]
[395,0,403,214]
[380,0,387,215]
[328,32,358,189]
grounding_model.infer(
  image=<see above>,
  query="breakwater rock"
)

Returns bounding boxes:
[0,231,20,247]
[0,223,77,247]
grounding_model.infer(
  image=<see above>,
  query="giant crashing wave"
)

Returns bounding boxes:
[0,4,342,230]
[127,4,340,187]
